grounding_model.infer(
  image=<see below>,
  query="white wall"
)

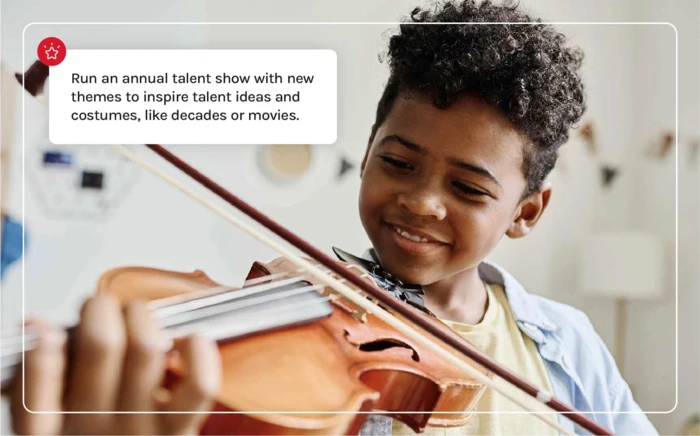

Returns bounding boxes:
[1,0,697,434]
[627,2,700,433]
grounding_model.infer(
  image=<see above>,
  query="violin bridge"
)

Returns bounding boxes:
[327,293,369,323]
[322,264,379,323]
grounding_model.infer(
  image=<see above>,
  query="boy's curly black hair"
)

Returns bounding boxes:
[371,0,586,196]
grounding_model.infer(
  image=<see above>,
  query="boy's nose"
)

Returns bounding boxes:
[397,189,447,220]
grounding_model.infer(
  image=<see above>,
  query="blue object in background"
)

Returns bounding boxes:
[42,150,73,166]
[1,214,25,280]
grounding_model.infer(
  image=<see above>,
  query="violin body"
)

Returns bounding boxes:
[96,258,491,435]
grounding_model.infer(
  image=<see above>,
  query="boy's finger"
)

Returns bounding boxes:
[117,300,167,434]
[63,294,126,431]
[118,300,167,411]
[163,335,220,433]
[10,322,67,435]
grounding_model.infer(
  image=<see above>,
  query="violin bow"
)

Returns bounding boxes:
[112,143,612,436]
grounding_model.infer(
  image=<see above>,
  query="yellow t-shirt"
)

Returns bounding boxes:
[392,282,557,436]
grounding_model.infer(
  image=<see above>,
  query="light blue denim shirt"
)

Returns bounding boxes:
[358,254,658,435]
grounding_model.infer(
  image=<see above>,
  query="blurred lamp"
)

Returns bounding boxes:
[579,231,665,373]
[580,231,664,299]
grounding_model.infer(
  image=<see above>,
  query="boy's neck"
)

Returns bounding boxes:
[422,267,488,325]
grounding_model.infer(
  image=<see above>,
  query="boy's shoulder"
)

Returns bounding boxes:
[478,260,593,336]
[481,260,629,398]
[482,260,657,435]
[527,290,597,338]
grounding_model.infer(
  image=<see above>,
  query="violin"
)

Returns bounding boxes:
[2,144,613,435]
[93,257,491,434]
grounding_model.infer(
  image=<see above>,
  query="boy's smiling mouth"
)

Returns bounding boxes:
[382,221,450,255]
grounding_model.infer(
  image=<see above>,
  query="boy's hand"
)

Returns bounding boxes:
[10,294,222,435]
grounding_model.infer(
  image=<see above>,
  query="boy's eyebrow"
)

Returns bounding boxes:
[447,158,501,187]
[381,135,428,156]
[380,134,501,186]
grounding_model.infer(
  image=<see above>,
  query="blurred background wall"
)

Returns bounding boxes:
[1,0,697,434]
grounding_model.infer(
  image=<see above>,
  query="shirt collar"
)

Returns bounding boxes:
[361,248,558,332]
[478,260,558,332]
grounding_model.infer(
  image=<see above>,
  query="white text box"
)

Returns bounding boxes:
[49,49,337,144]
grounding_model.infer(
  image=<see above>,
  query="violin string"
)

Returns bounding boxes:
[4,267,331,347]
[0,284,267,351]
[1,297,333,390]
[159,283,323,329]
[146,265,331,310]
[1,283,329,380]
[166,296,332,340]
[152,275,311,319]
[110,145,577,435]
[2,278,324,359]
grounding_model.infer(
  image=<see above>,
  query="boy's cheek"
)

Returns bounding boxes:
[357,185,377,231]
[358,170,386,208]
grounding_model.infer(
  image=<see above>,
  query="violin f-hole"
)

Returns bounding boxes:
[346,331,420,362]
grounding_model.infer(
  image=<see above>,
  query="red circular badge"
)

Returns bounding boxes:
[37,37,66,67]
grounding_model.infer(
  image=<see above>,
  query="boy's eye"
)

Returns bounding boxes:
[379,156,414,171]
[452,181,487,197]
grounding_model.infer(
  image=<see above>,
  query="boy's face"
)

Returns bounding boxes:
[359,93,551,285]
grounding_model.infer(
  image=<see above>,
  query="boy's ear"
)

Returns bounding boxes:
[506,182,552,239]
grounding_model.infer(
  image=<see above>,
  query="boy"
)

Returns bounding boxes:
[10,0,657,434]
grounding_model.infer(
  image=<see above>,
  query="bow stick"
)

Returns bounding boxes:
[112,143,612,436]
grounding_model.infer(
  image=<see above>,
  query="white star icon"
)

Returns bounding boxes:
[45,46,59,60]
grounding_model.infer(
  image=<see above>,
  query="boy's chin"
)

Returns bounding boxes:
[376,259,439,286]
